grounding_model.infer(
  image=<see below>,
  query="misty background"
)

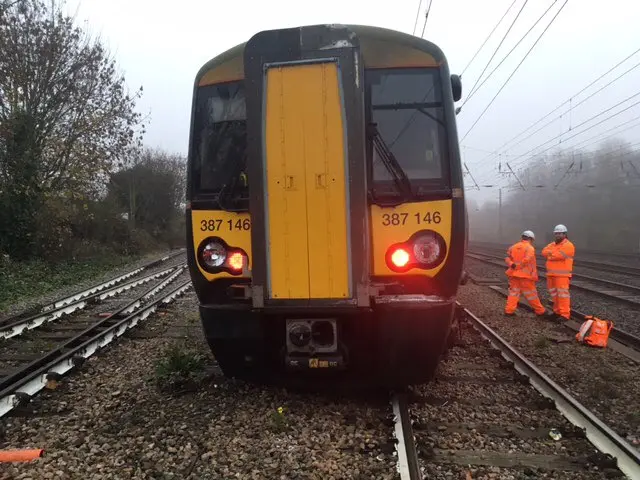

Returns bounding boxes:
[2,0,640,270]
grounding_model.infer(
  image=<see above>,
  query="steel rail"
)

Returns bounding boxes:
[470,241,640,261]
[0,265,187,391]
[467,252,640,354]
[0,264,186,339]
[0,276,191,418]
[391,392,421,480]
[460,304,640,480]
[0,249,185,324]
[467,252,640,307]
[484,284,640,363]
[469,240,640,270]
[469,244,640,275]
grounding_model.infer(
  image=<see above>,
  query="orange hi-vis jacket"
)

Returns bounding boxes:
[505,240,539,281]
[541,238,575,277]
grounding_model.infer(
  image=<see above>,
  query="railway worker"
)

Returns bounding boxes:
[504,230,547,317]
[541,224,575,320]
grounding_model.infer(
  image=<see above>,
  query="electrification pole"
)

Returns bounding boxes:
[498,187,503,242]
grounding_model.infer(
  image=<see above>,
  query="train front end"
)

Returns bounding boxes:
[186,24,465,387]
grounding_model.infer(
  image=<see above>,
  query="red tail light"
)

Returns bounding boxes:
[390,247,410,268]
[227,252,245,272]
[385,230,447,272]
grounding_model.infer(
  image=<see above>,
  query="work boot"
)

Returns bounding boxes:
[504,312,517,317]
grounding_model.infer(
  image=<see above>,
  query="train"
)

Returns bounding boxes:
[185,23,467,388]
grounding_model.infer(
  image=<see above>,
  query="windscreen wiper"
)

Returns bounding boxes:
[416,107,445,126]
[370,123,413,199]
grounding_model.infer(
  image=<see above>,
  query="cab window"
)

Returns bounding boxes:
[367,68,449,196]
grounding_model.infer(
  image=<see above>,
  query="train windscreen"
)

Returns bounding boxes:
[367,68,450,197]
[190,81,248,202]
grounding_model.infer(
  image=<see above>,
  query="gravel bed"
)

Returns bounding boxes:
[456,282,640,455]
[465,257,640,337]
[411,321,620,479]
[0,250,185,322]
[0,291,399,480]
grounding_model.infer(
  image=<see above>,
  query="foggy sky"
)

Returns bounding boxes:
[64,0,640,205]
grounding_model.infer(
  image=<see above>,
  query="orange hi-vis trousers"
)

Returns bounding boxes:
[505,278,545,315]
[547,277,571,319]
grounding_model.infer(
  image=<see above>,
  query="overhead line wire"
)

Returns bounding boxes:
[412,0,423,36]
[461,0,518,76]
[463,0,530,106]
[470,143,640,188]
[463,0,559,106]
[460,0,570,143]
[508,94,640,170]
[471,45,640,162]
[568,115,640,151]
[467,112,640,177]
[496,58,640,153]
[400,1,520,151]
[420,0,434,38]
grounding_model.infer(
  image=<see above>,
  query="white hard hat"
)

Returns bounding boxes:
[553,224,568,233]
[521,230,535,240]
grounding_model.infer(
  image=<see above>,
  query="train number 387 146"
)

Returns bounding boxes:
[200,219,251,231]
[381,211,442,226]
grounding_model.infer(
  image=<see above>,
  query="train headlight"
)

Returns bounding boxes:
[201,241,226,268]
[413,231,446,269]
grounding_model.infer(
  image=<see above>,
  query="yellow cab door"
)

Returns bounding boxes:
[263,60,351,300]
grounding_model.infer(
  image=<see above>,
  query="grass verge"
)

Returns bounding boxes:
[0,253,143,311]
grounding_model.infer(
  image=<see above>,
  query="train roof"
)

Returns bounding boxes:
[195,24,449,87]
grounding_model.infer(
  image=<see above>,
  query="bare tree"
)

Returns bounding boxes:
[0,0,144,258]
[0,0,144,196]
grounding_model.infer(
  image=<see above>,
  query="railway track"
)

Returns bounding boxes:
[469,244,640,275]
[392,306,639,480]
[0,267,191,418]
[392,392,421,480]
[483,283,640,361]
[1,289,637,478]
[0,264,184,340]
[465,252,640,355]
[467,251,640,307]
[0,249,186,326]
